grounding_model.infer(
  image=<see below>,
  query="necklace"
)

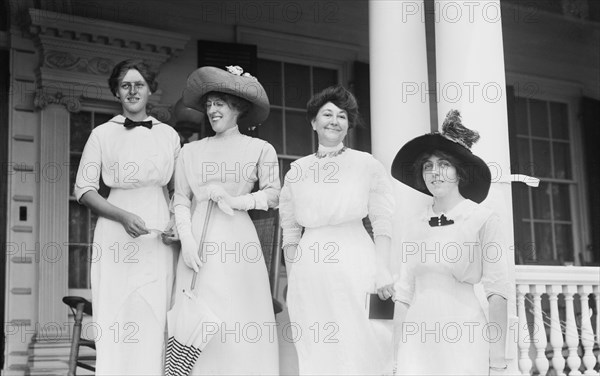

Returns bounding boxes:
[315,146,347,159]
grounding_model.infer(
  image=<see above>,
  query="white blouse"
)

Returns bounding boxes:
[279,147,395,247]
[73,115,180,201]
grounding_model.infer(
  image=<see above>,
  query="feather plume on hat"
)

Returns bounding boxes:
[441,110,480,150]
[391,109,492,203]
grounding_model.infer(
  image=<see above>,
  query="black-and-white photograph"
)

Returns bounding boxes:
[1,1,599,375]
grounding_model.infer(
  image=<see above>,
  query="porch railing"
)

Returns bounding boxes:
[515,265,600,375]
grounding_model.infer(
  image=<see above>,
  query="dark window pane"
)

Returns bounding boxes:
[532,139,551,178]
[68,245,90,289]
[515,97,529,136]
[513,184,530,220]
[313,67,337,94]
[69,201,89,244]
[70,154,81,197]
[284,63,310,109]
[529,99,549,138]
[550,102,569,140]
[555,224,573,262]
[70,111,92,152]
[552,183,571,221]
[257,108,283,154]
[533,222,554,262]
[280,158,294,180]
[532,182,551,220]
[90,210,99,237]
[516,224,534,264]
[285,110,312,156]
[258,59,282,107]
[553,142,572,179]
[94,112,114,127]
[517,138,532,175]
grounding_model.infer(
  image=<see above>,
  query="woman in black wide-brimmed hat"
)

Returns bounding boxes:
[386,110,511,375]
[172,65,280,374]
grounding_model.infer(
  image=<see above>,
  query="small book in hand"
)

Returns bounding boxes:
[366,293,395,320]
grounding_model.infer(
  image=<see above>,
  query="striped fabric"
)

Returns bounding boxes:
[164,336,202,376]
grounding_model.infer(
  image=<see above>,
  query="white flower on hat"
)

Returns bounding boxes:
[242,72,257,81]
[225,65,258,81]
[225,65,244,76]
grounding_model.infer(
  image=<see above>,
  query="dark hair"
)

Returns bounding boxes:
[107,59,158,96]
[413,150,469,191]
[306,85,360,128]
[200,91,252,121]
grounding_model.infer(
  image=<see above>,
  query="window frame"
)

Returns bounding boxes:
[67,103,120,299]
[506,72,589,265]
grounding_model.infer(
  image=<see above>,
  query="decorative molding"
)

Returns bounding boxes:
[28,8,190,110]
[147,102,172,123]
[34,91,81,113]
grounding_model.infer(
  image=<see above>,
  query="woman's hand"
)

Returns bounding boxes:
[119,212,149,238]
[180,234,202,272]
[206,185,234,215]
[377,283,395,300]
[161,217,180,245]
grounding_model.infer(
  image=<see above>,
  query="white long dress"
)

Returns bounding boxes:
[73,115,181,375]
[172,126,280,375]
[393,199,511,375]
[279,144,395,375]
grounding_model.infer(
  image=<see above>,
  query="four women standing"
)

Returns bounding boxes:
[75,60,511,374]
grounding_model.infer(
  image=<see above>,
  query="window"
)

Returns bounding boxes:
[511,97,578,265]
[255,58,338,177]
[68,111,112,293]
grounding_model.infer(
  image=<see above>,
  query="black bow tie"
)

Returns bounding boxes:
[429,214,454,227]
[124,118,153,129]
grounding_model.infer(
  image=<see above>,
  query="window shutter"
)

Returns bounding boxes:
[581,97,600,265]
[197,40,258,136]
[352,61,371,153]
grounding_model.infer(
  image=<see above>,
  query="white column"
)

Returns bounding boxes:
[434,0,518,368]
[369,0,432,241]
[369,0,431,169]
[38,104,70,340]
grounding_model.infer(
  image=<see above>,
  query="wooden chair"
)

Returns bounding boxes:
[62,296,95,375]
[251,209,284,314]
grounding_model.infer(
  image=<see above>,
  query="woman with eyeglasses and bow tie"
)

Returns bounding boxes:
[384,110,511,375]
[73,59,180,375]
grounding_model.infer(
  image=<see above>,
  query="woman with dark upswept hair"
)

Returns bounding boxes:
[74,59,180,375]
[280,85,396,375]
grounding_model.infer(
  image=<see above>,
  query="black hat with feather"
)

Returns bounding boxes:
[391,109,492,203]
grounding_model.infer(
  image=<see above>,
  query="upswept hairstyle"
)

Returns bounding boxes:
[107,59,158,96]
[306,85,360,128]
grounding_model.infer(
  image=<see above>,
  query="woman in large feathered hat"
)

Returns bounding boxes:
[171,65,280,375]
[386,110,512,375]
